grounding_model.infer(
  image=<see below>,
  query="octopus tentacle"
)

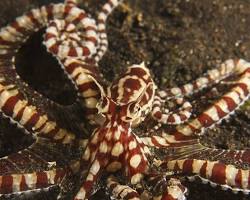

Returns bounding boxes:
[61,58,102,123]
[94,0,123,62]
[0,2,103,143]
[141,58,250,148]
[0,167,67,195]
[153,178,187,200]
[106,175,140,200]
[151,94,192,125]
[150,58,248,126]
[0,77,76,144]
[43,0,123,122]
[162,59,237,99]
[0,137,83,195]
[183,59,250,137]
[159,148,250,194]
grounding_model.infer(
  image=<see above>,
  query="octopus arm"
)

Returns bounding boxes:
[106,176,140,200]
[0,137,82,195]
[160,59,238,99]
[159,144,250,194]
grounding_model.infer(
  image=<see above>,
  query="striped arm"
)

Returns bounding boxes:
[0,1,105,140]
[0,78,76,144]
[151,95,192,125]
[160,59,237,99]
[42,3,103,122]
[61,58,102,123]
[153,178,187,200]
[0,138,82,195]
[140,135,198,148]
[106,176,140,200]
[159,145,250,194]
[143,58,250,148]
[43,5,98,59]
[180,59,250,137]
[0,168,67,194]
[0,2,102,124]
[94,0,123,62]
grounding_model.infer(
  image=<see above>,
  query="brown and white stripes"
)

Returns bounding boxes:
[0,0,123,123]
[0,0,249,198]
[0,78,76,144]
[107,176,140,200]
[94,0,123,62]
[152,95,192,125]
[143,59,250,148]
[0,168,67,194]
[163,159,250,194]
[161,59,237,99]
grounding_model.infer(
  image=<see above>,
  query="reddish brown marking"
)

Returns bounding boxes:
[124,191,140,200]
[129,67,148,81]
[34,121,46,133]
[241,150,250,163]
[173,131,197,141]
[179,114,188,121]
[197,112,214,128]
[26,12,40,27]
[214,104,227,118]
[1,175,13,193]
[237,83,249,96]
[10,21,27,34]
[25,113,40,130]
[44,33,56,41]
[68,47,78,57]
[49,44,59,55]
[200,162,207,178]
[242,68,250,74]
[78,82,99,94]
[43,126,60,139]
[54,169,67,183]
[65,62,78,74]
[85,37,98,46]
[222,96,237,112]
[210,163,226,184]
[152,110,161,118]
[20,175,28,191]
[167,115,175,123]
[82,46,90,56]
[14,106,25,122]
[36,172,48,188]
[72,12,87,24]
[182,159,193,174]
[235,170,242,188]
[1,95,19,116]
[63,5,73,18]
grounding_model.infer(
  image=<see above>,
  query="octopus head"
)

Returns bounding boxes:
[93,63,156,125]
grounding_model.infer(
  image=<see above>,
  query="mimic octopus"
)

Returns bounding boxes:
[0,0,249,200]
